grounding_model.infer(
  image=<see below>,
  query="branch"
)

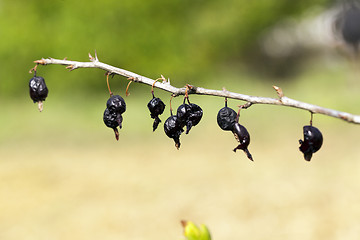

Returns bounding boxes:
[33,54,360,124]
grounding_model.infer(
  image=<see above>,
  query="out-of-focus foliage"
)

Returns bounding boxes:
[0,0,333,97]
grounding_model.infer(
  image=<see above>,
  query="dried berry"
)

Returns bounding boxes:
[164,115,184,149]
[176,103,192,128]
[147,97,166,131]
[185,103,203,134]
[107,95,126,114]
[299,125,323,161]
[103,107,123,141]
[176,103,203,134]
[232,122,253,161]
[103,108,122,128]
[217,106,237,131]
[29,75,48,112]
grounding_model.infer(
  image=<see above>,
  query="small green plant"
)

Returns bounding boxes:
[181,220,211,240]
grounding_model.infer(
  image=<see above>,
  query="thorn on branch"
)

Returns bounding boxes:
[88,50,98,62]
[273,85,284,99]
[66,65,76,71]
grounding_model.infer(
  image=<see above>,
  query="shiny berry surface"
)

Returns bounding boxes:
[185,103,203,134]
[148,97,165,117]
[176,103,192,127]
[299,125,323,161]
[188,103,203,126]
[164,115,184,149]
[147,97,166,131]
[232,122,253,161]
[106,95,126,114]
[103,108,122,129]
[217,106,237,131]
[29,76,48,103]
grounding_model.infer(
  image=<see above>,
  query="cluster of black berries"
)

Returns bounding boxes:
[29,72,48,112]
[217,103,253,161]
[28,71,324,161]
[164,100,203,149]
[103,95,126,140]
[299,125,323,161]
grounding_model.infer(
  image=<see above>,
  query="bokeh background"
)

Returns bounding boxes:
[1,0,360,239]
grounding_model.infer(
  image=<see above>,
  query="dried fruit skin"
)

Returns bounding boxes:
[177,103,192,128]
[29,76,48,103]
[147,97,166,131]
[232,122,253,161]
[148,97,166,118]
[217,107,237,131]
[299,125,323,161]
[107,95,126,114]
[176,103,203,134]
[103,108,122,129]
[164,115,183,149]
[186,103,203,130]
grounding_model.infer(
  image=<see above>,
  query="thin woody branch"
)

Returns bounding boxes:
[33,55,360,124]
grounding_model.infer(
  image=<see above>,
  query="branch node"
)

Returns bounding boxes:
[66,65,76,71]
[89,51,98,62]
[186,84,197,95]
[34,59,46,65]
[239,102,253,109]
[273,85,284,100]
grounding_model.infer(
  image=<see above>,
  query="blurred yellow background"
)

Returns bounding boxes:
[1,0,360,239]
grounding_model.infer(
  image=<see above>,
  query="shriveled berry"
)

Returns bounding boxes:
[29,76,48,103]
[103,108,123,141]
[147,97,166,131]
[177,103,192,128]
[164,115,184,149]
[217,106,237,131]
[107,95,126,114]
[185,103,203,134]
[103,108,123,128]
[232,122,253,161]
[299,125,323,161]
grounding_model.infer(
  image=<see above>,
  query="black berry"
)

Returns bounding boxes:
[217,106,237,131]
[107,95,126,114]
[103,108,122,128]
[185,103,203,134]
[299,125,323,161]
[176,103,203,134]
[232,122,253,161]
[147,97,166,131]
[176,103,192,128]
[164,115,184,149]
[29,76,48,103]
[103,108,123,141]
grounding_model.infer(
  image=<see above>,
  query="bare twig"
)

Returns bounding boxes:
[33,55,360,124]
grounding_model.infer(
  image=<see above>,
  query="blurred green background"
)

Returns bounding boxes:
[1,0,360,239]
